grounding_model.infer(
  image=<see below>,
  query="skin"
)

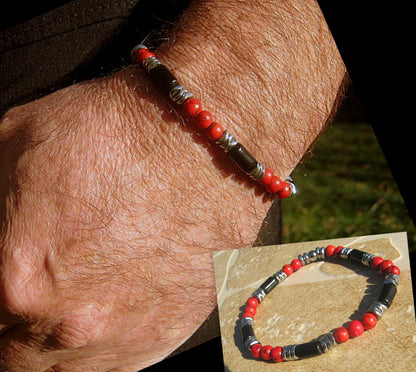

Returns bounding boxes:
[0,0,347,370]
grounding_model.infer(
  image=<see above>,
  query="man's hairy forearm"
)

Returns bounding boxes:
[159,0,347,177]
[0,0,346,370]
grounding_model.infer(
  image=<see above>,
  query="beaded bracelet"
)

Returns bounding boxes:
[130,45,296,199]
[240,245,400,362]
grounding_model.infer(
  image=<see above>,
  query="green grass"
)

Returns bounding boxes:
[282,121,416,252]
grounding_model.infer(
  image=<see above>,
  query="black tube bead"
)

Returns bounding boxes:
[227,143,258,174]
[295,341,324,359]
[241,323,256,343]
[148,64,179,93]
[348,249,366,263]
[378,282,397,308]
[260,276,278,294]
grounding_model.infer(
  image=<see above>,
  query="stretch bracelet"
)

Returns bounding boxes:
[130,45,296,199]
[240,245,400,362]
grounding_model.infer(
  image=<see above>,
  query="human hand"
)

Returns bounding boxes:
[0,0,346,370]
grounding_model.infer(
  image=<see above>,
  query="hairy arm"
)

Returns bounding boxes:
[0,0,346,370]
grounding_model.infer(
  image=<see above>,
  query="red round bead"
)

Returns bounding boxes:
[196,110,213,129]
[282,264,294,276]
[361,312,377,330]
[136,48,156,64]
[291,258,302,271]
[277,182,291,199]
[379,259,393,273]
[260,345,273,361]
[370,256,384,270]
[244,305,256,316]
[347,320,364,338]
[334,327,350,343]
[242,312,253,318]
[386,265,401,275]
[271,346,284,362]
[251,343,262,358]
[206,122,224,141]
[325,245,336,257]
[334,246,344,256]
[266,176,283,194]
[183,98,202,117]
[260,168,273,186]
[247,297,259,308]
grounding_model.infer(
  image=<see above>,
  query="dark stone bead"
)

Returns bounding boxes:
[260,276,278,294]
[348,249,366,263]
[241,323,255,343]
[295,341,324,359]
[378,282,397,308]
[227,143,258,174]
[148,64,179,93]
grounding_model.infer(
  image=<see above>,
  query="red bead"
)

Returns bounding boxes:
[387,265,401,275]
[347,320,364,338]
[370,256,384,270]
[361,312,377,330]
[206,122,224,141]
[136,48,156,64]
[334,246,344,256]
[260,168,273,185]
[196,110,213,129]
[242,312,253,318]
[282,264,294,276]
[247,297,259,308]
[379,259,393,273]
[266,176,283,194]
[277,182,291,199]
[271,346,284,362]
[334,327,350,343]
[183,98,202,117]
[325,245,336,257]
[260,345,273,361]
[251,343,262,358]
[244,305,256,316]
[291,259,302,271]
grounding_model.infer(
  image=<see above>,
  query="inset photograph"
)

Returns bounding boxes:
[213,232,415,371]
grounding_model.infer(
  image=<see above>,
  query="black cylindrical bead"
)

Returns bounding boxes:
[260,276,278,294]
[241,323,256,343]
[148,64,179,93]
[227,143,258,174]
[295,341,324,359]
[348,249,366,263]
[378,282,397,308]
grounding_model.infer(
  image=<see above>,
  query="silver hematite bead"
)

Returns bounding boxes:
[286,176,297,195]
[317,333,337,353]
[169,85,193,104]
[282,344,299,361]
[368,300,388,319]
[249,162,266,181]
[252,288,266,303]
[315,247,326,260]
[339,247,353,259]
[308,250,318,262]
[273,270,288,284]
[142,56,162,72]
[298,252,310,266]
[215,131,238,153]
[361,252,376,266]
[384,274,400,286]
